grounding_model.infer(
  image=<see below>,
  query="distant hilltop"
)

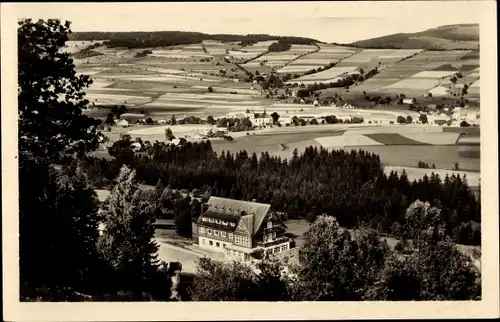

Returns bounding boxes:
[68,31,323,49]
[346,24,479,50]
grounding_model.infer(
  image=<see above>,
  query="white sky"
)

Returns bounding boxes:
[6,1,486,43]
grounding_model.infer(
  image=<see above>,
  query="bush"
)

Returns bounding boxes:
[268,41,292,52]
[397,116,406,124]
[351,116,364,124]
[417,161,430,169]
[460,121,471,127]
[394,241,405,252]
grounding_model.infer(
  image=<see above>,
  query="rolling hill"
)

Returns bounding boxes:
[347,24,479,50]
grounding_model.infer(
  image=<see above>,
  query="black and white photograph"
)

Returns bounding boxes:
[1,1,498,320]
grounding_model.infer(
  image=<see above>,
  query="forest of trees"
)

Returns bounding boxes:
[60,140,481,246]
[68,31,319,49]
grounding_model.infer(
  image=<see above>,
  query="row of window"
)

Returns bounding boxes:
[200,227,233,239]
[200,237,226,248]
[266,244,288,255]
[235,235,251,247]
[263,232,277,242]
[201,217,236,227]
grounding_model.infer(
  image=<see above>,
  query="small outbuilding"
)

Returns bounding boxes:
[115,119,129,128]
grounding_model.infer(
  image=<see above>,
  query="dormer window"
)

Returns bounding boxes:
[267,221,272,229]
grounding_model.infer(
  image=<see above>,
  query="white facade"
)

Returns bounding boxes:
[264,241,290,258]
[198,236,229,253]
[338,115,352,122]
[116,119,129,127]
[279,117,293,126]
[251,117,273,127]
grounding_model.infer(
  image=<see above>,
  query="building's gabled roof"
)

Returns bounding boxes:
[204,196,271,236]
[202,210,240,223]
[235,216,252,235]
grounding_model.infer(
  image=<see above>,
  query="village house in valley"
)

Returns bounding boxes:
[195,197,291,261]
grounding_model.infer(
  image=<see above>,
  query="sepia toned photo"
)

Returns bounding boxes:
[1,1,498,321]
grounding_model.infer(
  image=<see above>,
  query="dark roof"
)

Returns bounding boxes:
[206,197,271,235]
[196,197,272,236]
[197,221,237,232]
[202,210,240,223]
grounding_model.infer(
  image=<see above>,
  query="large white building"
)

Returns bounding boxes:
[195,197,291,261]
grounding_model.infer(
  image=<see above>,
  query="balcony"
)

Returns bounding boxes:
[257,236,290,248]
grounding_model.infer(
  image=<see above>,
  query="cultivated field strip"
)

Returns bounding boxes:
[363,133,429,145]
[189,85,261,95]
[399,132,461,145]
[337,49,423,72]
[411,71,457,78]
[85,93,152,105]
[287,66,358,83]
[383,78,440,90]
[278,45,355,73]
[356,49,472,94]
[315,134,384,147]
[342,125,442,135]
[128,124,213,136]
[243,45,318,69]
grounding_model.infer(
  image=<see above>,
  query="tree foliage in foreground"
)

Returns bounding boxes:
[18,19,172,301]
[192,257,291,301]
[98,166,172,300]
[294,216,390,300]
[191,208,481,301]
[18,19,101,160]
[19,158,101,296]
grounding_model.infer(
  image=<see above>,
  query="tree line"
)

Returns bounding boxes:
[68,31,319,49]
[60,139,480,246]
